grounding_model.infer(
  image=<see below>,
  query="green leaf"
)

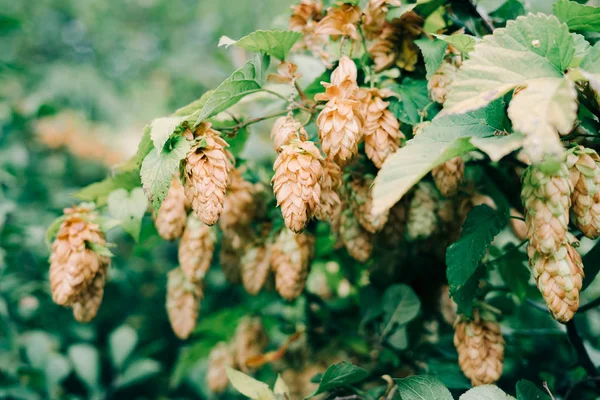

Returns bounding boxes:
[507,77,577,161]
[395,375,453,400]
[446,205,507,296]
[73,169,141,207]
[115,359,161,389]
[194,53,268,126]
[434,33,478,54]
[109,325,138,369]
[497,244,529,301]
[459,385,516,400]
[308,361,368,398]
[388,0,447,20]
[67,344,100,390]
[387,78,431,125]
[415,37,448,79]
[581,42,600,74]
[582,240,600,290]
[385,326,408,350]
[445,14,573,114]
[44,352,72,396]
[516,380,551,400]
[554,0,600,33]
[45,215,66,248]
[219,30,302,60]
[87,242,114,258]
[453,266,485,316]
[381,284,421,338]
[470,133,525,163]
[140,136,191,214]
[226,367,276,400]
[107,187,148,242]
[372,100,505,214]
[149,116,186,152]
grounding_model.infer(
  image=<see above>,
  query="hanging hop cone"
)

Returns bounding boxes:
[567,146,600,239]
[340,208,374,263]
[362,0,402,39]
[368,12,423,72]
[346,174,389,233]
[234,316,268,372]
[432,156,465,198]
[316,59,363,165]
[219,237,243,284]
[358,88,404,168]
[166,267,203,339]
[454,312,504,386]
[509,208,528,241]
[241,244,272,295]
[178,215,216,283]
[379,198,409,248]
[290,0,323,32]
[154,176,187,240]
[184,123,234,226]
[271,229,315,301]
[407,182,439,240]
[521,162,572,256]
[50,206,111,307]
[271,115,309,152]
[206,341,236,393]
[72,265,107,323]
[314,3,361,40]
[272,140,324,233]
[428,61,459,104]
[527,235,584,323]
[438,285,458,326]
[220,167,256,233]
[313,159,342,222]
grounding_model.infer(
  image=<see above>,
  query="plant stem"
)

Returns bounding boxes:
[357,25,374,89]
[219,110,289,133]
[486,239,528,265]
[566,320,600,385]
[263,89,290,102]
[579,296,600,313]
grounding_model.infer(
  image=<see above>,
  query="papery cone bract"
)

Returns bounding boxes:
[206,341,236,393]
[567,146,600,239]
[432,157,465,198]
[407,182,439,240]
[271,229,314,301]
[340,208,373,263]
[178,215,215,283]
[166,268,203,339]
[241,244,272,295]
[234,316,268,372]
[154,176,187,240]
[72,265,107,323]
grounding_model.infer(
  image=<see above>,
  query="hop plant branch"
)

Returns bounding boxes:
[566,320,600,385]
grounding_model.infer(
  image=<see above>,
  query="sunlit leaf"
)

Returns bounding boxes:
[219,30,302,60]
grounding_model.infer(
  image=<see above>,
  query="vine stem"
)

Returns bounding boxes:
[566,320,600,386]
[219,109,289,133]
[579,297,600,312]
[357,25,374,89]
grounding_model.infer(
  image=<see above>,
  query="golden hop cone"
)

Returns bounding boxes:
[454,314,504,386]
[184,123,234,226]
[567,146,600,239]
[347,175,389,233]
[154,176,187,240]
[166,267,203,339]
[330,56,358,87]
[178,215,216,283]
[220,167,256,232]
[234,316,268,372]
[72,265,107,323]
[407,182,439,240]
[428,61,458,104]
[316,80,362,165]
[270,115,308,152]
[368,12,423,72]
[527,238,584,323]
[314,159,342,222]
[50,207,110,306]
[314,3,361,40]
[219,238,243,284]
[340,208,374,263]
[271,229,315,301]
[272,140,324,233]
[358,88,404,168]
[521,163,572,256]
[362,0,402,40]
[379,199,408,247]
[289,0,323,32]
[206,341,235,393]
[241,244,272,295]
[432,157,465,198]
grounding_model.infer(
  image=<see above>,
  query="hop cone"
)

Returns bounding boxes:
[241,244,272,295]
[271,115,308,152]
[272,140,324,233]
[567,146,600,239]
[154,176,187,240]
[407,182,439,240]
[432,157,465,198]
[362,0,401,40]
[527,237,584,323]
[206,341,235,393]
[379,199,408,248]
[50,206,110,306]
[271,229,314,301]
[184,123,234,226]
[330,56,358,86]
[428,61,458,104]
[340,208,374,262]
[313,159,342,222]
[347,174,389,233]
[289,0,323,32]
[522,163,572,255]
[72,265,107,323]
[166,268,203,339]
[314,3,360,39]
[220,167,256,232]
[454,313,504,386]
[282,365,323,399]
[234,316,268,372]
[219,238,243,284]
[178,215,216,283]
[359,88,403,168]
[368,12,422,72]
[316,63,362,165]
